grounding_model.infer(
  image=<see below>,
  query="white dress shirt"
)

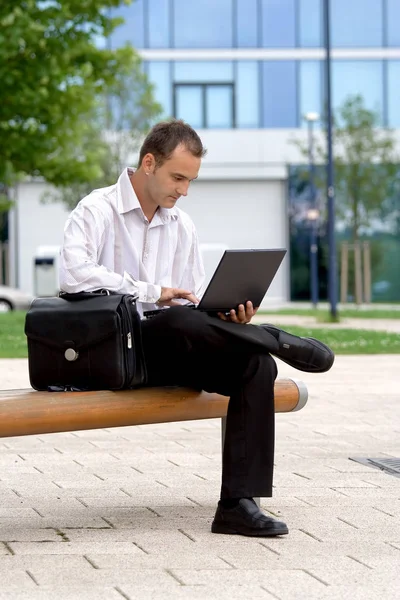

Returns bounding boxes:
[59,168,206,315]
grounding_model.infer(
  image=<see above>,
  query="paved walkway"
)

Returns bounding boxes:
[252,314,400,333]
[0,353,399,599]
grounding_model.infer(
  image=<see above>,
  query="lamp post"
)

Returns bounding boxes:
[304,112,319,308]
[323,0,338,318]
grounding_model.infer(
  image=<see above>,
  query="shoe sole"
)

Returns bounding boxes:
[211,521,289,537]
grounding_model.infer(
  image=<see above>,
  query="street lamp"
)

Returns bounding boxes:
[304,112,320,308]
[323,0,338,318]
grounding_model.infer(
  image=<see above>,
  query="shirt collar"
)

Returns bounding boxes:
[116,167,179,223]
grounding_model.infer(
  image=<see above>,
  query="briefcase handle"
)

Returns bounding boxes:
[59,289,112,301]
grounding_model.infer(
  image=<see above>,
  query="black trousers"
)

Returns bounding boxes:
[140,306,279,500]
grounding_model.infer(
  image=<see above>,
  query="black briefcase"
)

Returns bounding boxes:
[24,291,147,391]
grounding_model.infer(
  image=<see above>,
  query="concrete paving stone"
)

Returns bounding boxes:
[119,584,275,599]
[307,566,400,587]
[274,457,375,473]
[170,568,328,593]
[6,541,144,555]
[0,555,92,571]
[292,495,400,507]
[0,495,42,509]
[0,543,10,555]
[0,588,123,600]
[51,478,116,490]
[75,488,186,505]
[114,529,212,552]
[48,528,152,543]
[273,473,380,488]
[274,506,397,528]
[261,539,396,558]
[292,524,400,542]
[272,583,400,600]
[330,487,400,498]
[0,569,37,590]
[143,504,217,519]
[86,552,232,570]
[260,497,311,508]
[354,474,400,489]
[0,508,45,519]
[349,555,400,570]
[272,487,349,498]
[102,495,203,508]
[0,517,45,530]
[29,567,181,588]
[32,516,113,529]
[121,584,274,599]
[14,487,137,500]
[388,541,400,551]
[217,554,370,573]
[0,529,69,542]
[14,452,91,463]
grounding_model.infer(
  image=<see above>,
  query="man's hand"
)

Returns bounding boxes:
[218,301,259,324]
[157,287,199,306]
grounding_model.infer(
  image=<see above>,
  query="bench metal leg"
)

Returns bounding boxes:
[220,416,260,508]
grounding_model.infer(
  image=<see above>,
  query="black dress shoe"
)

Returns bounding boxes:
[211,498,289,537]
[260,324,335,373]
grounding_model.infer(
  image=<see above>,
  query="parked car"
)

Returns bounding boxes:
[0,285,34,312]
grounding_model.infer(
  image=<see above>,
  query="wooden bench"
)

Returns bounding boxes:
[0,378,307,440]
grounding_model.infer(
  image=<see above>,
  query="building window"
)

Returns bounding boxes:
[261,0,296,48]
[299,0,322,47]
[174,84,235,129]
[109,0,145,49]
[386,0,400,46]
[173,0,233,48]
[147,62,172,118]
[388,62,400,127]
[332,61,384,121]
[299,61,323,125]
[262,61,298,127]
[331,0,383,47]
[236,0,259,47]
[148,0,170,48]
[236,62,260,128]
[174,61,234,83]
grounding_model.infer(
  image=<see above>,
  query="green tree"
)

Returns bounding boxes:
[0,0,161,214]
[46,55,163,209]
[293,95,400,303]
[294,95,400,242]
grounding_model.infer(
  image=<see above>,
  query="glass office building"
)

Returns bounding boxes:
[110,0,400,130]
[9,1,400,301]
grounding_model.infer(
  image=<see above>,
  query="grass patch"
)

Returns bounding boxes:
[0,312,399,358]
[0,312,28,358]
[274,325,400,355]
[260,308,400,320]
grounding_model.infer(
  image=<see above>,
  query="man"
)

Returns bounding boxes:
[60,119,334,537]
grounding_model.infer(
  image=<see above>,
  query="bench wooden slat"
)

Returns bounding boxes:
[0,378,307,438]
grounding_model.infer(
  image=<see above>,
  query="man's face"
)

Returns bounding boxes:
[145,144,201,210]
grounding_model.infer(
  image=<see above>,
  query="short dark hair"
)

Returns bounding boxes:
[138,119,207,168]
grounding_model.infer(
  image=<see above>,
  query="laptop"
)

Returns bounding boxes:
[194,248,286,314]
[144,248,286,318]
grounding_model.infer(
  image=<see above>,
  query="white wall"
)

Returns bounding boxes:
[9,182,71,294]
[179,179,289,306]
